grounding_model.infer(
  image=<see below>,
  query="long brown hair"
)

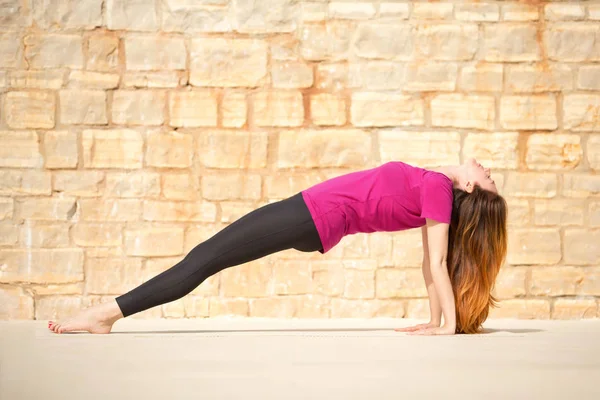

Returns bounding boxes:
[447,184,508,334]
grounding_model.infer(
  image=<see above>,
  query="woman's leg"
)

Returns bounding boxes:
[116,192,322,317]
[48,192,322,333]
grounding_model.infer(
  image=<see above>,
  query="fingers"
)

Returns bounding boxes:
[395,324,430,332]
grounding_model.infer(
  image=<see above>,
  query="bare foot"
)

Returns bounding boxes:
[48,299,124,334]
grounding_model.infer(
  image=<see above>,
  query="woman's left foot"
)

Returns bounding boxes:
[48,299,124,334]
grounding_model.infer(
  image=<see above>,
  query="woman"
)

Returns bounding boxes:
[48,158,507,335]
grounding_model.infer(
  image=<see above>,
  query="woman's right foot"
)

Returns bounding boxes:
[48,299,124,334]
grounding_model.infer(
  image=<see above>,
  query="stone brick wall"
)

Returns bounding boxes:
[1,0,599,321]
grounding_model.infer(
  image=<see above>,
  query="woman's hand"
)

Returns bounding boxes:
[394,321,441,332]
[406,324,456,336]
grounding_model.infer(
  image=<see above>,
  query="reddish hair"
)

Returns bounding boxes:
[448,184,508,334]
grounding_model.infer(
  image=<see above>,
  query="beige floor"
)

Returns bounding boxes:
[1,318,599,400]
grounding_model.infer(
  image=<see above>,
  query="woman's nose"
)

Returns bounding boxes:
[485,168,490,176]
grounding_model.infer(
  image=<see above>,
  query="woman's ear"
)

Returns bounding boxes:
[465,180,474,194]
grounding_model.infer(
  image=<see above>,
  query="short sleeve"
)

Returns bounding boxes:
[420,174,453,224]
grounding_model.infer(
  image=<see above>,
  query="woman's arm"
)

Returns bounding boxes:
[418,219,457,334]
[421,226,442,325]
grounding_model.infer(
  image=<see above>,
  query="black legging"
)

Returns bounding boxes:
[115,192,323,317]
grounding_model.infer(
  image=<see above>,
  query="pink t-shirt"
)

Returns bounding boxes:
[301,161,454,254]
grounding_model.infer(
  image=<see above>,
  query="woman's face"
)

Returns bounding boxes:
[464,158,497,193]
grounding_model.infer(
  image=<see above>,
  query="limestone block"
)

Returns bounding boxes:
[505,64,573,93]
[278,129,372,168]
[32,0,103,29]
[412,3,453,20]
[545,4,586,21]
[105,171,161,198]
[588,135,600,171]
[563,94,600,131]
[530,267,600,297]
[5,91,55,129]
[376,268,427,298]
[43,130,78,169]
[264,174,322,199]
[222,92,247,128]
[190,38,267,87]
[353,22,414,60]
[273,260,313,295]
[79,199,142,221]
[67,71,119,89]
[0,131,43,168]
[253,91,304,127]
[106,0,158,31]
[300,2,327,22]
[124,227,184,256]
[416,24,478,61]
[71,223,122,247]
[201,172,261,201]
[24,34,83,68]
[315,63,348,90]
[507,229,561,265]
[351,92,424,127]
[161,173,197,201]
[0,249,83,283]
[0,198,13,221]
[310,93,346,126]
[35,296,83,320]
[59,90,107,125]
[552,299,597,319]
[489,299,550,319]
[506,198,530,227]
[123,71,186,88]
[590,201,600,227]
[220,259,272,297]
[9,70,64,89]
[493,266,527,299]
[533,199,585,226]
[379,3,409,18]
[564,230,600,265]
[87,34,119,71]
[0,170,52,196]
[18,222,70,249]
[0,33,22,68]
[431,94,495,130]
[482,24,540,62]
[328,2,376,20]
[209,298,249,317]
[403,62,457,91]
[198,130,268,169]
[0,287,33,319]
[563,174,600,198]
[0,0,32,28]
[577,66,600,90]
[143,201,217,222]
[455,3,499,21]
[82,129,143,169]
[271,61,314,89]
[502,3,539,21]
[312,261,345,296]
[347,61,405,90]
[331,298,405,318]
[146,129,193,168]
[463,132,519,169]
[125,35,186,71]
[53,171,104,197]
[112,90,166,126]
[544,23,600,62]
[231,0,298,33]
[379,130,460,168]
[299,21,353,61]
[169,90,218,127]
[458,64,503,92]
[86,257,144,294]
[526,134,582,170]
[219,201,255,223]
[500,95,557,130]
[344,269,375,299]
[504,172,557,198]
[162,0,231,33]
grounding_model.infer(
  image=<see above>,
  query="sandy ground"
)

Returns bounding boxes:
[1,318,599,400]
